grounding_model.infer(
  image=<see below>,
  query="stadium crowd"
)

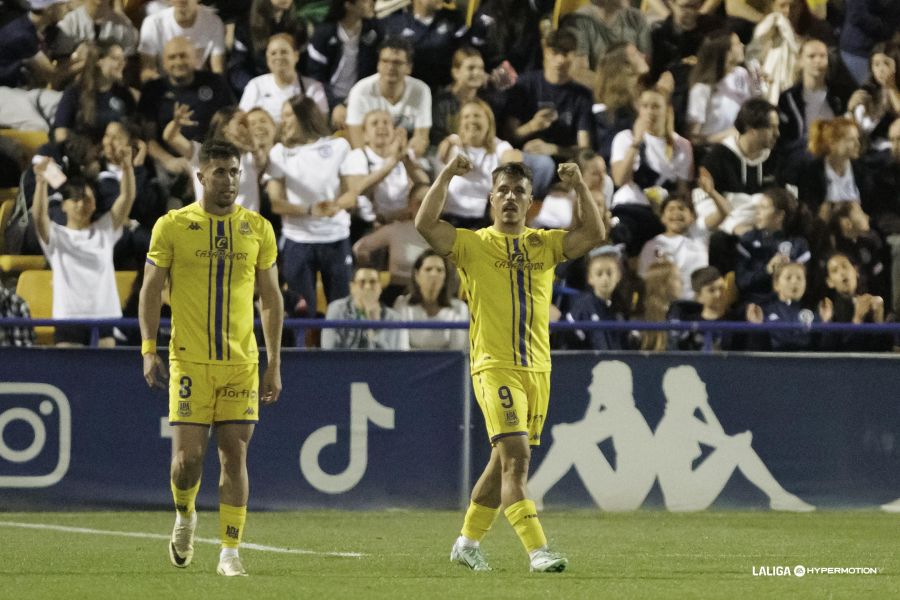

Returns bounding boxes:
[1,0,900,352]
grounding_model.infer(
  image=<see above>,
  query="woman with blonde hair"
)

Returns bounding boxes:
[436,98,519,228]
[634,259,682,351]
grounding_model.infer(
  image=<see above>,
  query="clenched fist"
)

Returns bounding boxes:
[557,162,584,186]
[445,152,472,177]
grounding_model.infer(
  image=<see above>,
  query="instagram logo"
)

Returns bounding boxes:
[0,383,71,488]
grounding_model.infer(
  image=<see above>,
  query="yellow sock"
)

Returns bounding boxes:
[460,501,500,542]
[171,479,200,516]
[504,499,547,553]
[219,504,247,549]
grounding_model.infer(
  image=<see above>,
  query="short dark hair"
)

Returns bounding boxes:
[734,98,777,133]
[60,178,89,201]
[691,266,722,293]
[544,28,578,54]
[378,36,414,63]
[198,139,241,165]
[660,195,695,215]
[491,162,533,186]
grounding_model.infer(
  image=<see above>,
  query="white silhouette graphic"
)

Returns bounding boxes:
[528,361,657,511]
[300,382,395,494]
[656,366,814,512]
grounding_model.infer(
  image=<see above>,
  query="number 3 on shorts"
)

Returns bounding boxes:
[498,385,513,408]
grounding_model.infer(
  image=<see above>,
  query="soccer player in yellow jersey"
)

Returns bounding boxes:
[416,156,605,572]
[138,139,284,577]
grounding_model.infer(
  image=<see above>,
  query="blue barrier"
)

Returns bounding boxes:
[2,348,900,511]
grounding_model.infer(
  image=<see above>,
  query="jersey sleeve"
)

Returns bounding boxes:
[541,228,568,266]
[146,213,174,268]
[257,217,278,270]
[448,227,476,267]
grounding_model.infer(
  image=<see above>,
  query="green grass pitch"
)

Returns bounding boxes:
[1,510,897,599]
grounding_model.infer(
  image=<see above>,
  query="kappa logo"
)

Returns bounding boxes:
[243,407,255,416]
[187,222,202,231]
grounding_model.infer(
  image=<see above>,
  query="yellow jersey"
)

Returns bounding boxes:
[146,203,277,364]
[450,226,567,374]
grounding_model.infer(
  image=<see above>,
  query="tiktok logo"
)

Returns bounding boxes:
[299,383,395,494]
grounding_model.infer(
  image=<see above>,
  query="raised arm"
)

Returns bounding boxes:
[109,145,137,230]
[161,103,197,159]
[415,154,471,256]
[256,264,283,405]
[560,163,605,259]
[139,261,170,389]
[30,159,52,245]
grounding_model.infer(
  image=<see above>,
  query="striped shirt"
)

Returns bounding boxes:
[146,203,277,364]
[450,227,567,374]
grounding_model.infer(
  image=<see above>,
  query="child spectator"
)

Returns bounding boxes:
[638,196,708,300]
[822,252,892,351]
[746,261,832,351]
[634,259,682,351]
[668,265,737,351]
[564,252,629,350]
[735,186,810,305]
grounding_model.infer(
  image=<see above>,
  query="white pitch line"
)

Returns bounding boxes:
[0,521,365,558]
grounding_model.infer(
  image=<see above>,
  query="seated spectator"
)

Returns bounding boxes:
[321,265,409,349]
[848,42,900,153]
[228,0,308,94]
[610,85,694,255]
[266,96,355,318]
[95,119,165,268]
[466,0,550,76]
[564,251,629,350]
[53,41,136,144]
[436,99,518,228]
[0,281,36,347]
[0,0,71,89]
[345,37,432,158]
[238,33,329,124]
[775,38,846,169]
[246,107,278,174]
[31,145,136,347]
[818,201,888,304]
[638,196,709,300]
[138,0,226,82]
[307,0,380,128]
[393,249,468,350]
[341,109,429,227]
[164,105,263,212]
[56,0,139,57]
[505,29,593,164]
[379,0,469,90]
[694,98,781,273]
[634,258,682,350]
[868,118,900,314]
[591,43,640,161]
[430,46,507,148]
[352,183,431,303]
[667,265,737,351]
[532,148,613,230]
[746,261,832,351]
[735,186,810,305]
[838,0,900,86]
[650,0,724,83]
[138,37,235,185]
[687,30,755,146]
[558,0,651,75]
[822,252,891,351]
[794,116,870,219]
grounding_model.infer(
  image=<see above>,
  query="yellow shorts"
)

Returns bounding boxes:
[472,368,549,446]
[168,360,259,426]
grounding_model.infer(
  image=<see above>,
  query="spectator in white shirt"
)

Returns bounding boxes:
[238,33,329,124]
[345,37,432,158]
[638,196,709,300]
[266,96,357,318]
[138,0,226,82]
